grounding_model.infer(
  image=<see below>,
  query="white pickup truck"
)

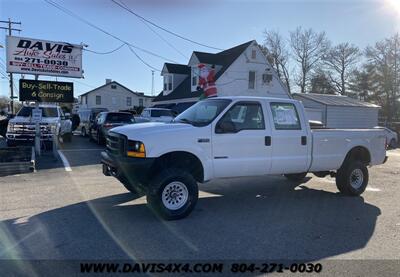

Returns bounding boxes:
[6,104,72,146]
[101,96,387,220]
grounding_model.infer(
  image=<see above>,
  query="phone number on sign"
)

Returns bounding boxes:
[230,263,323,273]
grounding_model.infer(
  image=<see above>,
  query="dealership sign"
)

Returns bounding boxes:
[19,79,74,103]
[6,36,83,78]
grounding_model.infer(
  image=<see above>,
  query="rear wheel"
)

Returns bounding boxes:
[336,160,368,196]
[146,168,198,220]
[284,172,307,181]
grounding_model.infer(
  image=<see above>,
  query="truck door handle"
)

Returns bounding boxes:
[301,136,307,145]
[265,136,271,146]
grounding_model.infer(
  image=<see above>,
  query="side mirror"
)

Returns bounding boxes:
[216,121,236,134]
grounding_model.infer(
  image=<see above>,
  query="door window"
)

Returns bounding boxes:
[270,102,301,130]
[216,102,264,133]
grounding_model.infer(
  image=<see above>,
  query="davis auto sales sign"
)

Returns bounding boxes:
[6,35,83,78]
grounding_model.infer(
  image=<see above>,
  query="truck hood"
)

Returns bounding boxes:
[9,116,59,124]
[111,122,194,138]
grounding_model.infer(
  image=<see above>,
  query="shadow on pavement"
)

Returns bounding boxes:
[0,177,380,264]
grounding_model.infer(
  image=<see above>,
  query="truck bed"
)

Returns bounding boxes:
[309,129,386,172]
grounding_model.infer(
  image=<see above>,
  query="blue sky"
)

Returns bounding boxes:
[0,0,399,98]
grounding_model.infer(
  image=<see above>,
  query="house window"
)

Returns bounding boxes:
[164,75,173,91]
[111,84,117,89]
[96,95,101,105]
[248,71,256,89]
[139,99,143,107]
[191,67,199,91]
[127,97,132,106]
[112,97,117,105]
[251,49,256,59]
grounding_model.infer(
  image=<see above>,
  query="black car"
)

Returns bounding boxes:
[89,112,135,145]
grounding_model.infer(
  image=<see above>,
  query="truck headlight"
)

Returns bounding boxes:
[7,123,14,132]
[127,140,146,158]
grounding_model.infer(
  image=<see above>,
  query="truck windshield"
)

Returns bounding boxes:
[17,107,58,117]
[174,99,232,127]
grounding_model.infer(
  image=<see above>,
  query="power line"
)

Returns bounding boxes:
[116,0,187,59]
[127,45,161,72]
[111,0,223,51]
[43,0,178,64]
[84,43,126,55]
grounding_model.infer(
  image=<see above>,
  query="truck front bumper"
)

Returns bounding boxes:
[101,151,155,191]
[6,133,54,144]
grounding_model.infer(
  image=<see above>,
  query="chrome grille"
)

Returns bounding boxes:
[13,123,52,134]
[106,132,125,156]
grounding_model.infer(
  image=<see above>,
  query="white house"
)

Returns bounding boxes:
[293,93,380,129]
[78,79,154,112]
[152,40,289,111]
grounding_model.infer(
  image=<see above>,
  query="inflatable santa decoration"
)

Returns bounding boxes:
[197,63,217,98]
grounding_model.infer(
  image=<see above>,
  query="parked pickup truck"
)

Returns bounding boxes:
[101,96,387,220]
[6,104,72,146]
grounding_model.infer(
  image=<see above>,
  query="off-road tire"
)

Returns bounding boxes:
[336,160,368,196]
[146,168,198,220]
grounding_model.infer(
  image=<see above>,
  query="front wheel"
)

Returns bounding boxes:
[146,168,198,220]
[336,161,368,196]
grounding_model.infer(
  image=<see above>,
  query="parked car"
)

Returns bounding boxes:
[374,126,398,149]
[76,108,108,137]
[102,96,387,220]
[6,104,72,146]
[90,112,135,145]
[140,108,175,123]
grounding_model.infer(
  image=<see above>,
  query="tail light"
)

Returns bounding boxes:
[104,123,113,128]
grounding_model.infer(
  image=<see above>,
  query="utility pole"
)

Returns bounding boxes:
[151,70,155,96]
[0,18,21,114]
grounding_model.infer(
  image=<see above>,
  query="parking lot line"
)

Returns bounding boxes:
[57,150,72,172]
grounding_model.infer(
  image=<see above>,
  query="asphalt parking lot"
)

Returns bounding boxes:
[1,135,399,274]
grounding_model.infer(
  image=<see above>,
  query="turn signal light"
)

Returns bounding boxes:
[127,140,146,158]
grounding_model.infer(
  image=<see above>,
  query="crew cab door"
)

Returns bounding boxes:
[212,101,272,178]
[267,101,310,174]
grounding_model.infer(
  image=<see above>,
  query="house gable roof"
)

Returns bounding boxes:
[163,63,191,75]
[79,81,151,98]
[154,40,255,103]
[153,77,202,102]
[193,40,254,79]
[293,93,380,108]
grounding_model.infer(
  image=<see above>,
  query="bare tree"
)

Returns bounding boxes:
[323,43,361,95]
[290,27,329,93]
[365,34,400,122]
[263,30,291,94]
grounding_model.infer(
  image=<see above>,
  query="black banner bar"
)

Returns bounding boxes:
[19,79,74,103]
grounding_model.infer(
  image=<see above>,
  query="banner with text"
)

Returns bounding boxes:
[19,79,74,103]
[6,35,83,78]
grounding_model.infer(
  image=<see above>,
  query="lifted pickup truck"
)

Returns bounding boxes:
[102,96,387,220]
